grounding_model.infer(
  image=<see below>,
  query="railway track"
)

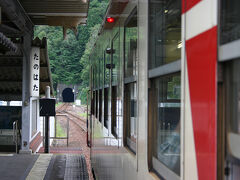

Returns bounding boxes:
[57,103,71,112]
[56,103,87,132]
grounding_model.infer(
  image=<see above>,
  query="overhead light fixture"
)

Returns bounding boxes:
[107,17,115,23]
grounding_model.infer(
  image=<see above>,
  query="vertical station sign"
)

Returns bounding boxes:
[30,47,40,97]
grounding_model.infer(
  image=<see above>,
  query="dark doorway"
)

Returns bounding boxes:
[62,88,74,102]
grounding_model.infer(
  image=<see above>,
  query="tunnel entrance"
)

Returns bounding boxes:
[62,88,74,102]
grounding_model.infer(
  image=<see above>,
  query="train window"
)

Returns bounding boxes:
[220,0,240,44]
[124,82,137,153]
[149,0,181,69]
[92,64,95,90]
[225,59,240,161]
[104,88,109,128]
[124,8,138,153]
[112,34,120,86]
[124,8,138,78]
[226,60,240,134]
[222,59,240,179]
[99,89,102,123]
[105,53,110,87]
[111,86,117,136]
[111,34,121,137]
[95,90,98,118]
[91,90,95,115]
[149,73,181,177]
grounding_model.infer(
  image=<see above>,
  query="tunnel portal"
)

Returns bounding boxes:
[62,88,74,102]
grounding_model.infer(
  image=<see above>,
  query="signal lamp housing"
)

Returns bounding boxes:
[107,17,115,23]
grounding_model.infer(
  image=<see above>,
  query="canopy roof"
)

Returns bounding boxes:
[19,0,89,28]
[0,37,53,101]
[0,0,90,101]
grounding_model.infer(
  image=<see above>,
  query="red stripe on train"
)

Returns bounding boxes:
[186,26,217,180]
[182,0,202,14]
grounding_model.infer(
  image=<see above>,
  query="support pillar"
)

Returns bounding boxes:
[44,86,50,153]
[19,33,33,154]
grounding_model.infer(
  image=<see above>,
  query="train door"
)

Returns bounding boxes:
[219,0,240,179]
[222,60,240,179]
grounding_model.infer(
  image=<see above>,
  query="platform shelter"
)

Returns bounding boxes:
[0,0,89,153]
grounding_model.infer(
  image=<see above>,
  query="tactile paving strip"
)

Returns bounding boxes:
[64,154,89,180]
[26,154,52,180]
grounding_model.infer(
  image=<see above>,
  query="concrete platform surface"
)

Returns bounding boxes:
[0,153,39,180]
[0,153,89,180]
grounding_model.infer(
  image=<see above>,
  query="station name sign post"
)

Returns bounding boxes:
[40,86,56,153]
[30,47,40,97]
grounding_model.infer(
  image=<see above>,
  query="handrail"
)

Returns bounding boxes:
[13,121,16,143]
[45,115,69,147]
[12,120,18,153]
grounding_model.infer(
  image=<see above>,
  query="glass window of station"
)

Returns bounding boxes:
[124,8,138,153]
[148,0,181,179]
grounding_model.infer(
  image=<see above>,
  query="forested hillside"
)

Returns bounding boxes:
[34,0,108,103]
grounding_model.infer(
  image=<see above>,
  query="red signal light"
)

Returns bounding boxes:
[107,17,115,23]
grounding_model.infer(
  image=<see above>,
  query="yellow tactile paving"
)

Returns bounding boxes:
[26,154,52,180]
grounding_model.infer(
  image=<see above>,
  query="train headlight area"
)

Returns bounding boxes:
[0,0,240,180]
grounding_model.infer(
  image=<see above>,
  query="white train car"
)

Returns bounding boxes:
[88,0,240,179]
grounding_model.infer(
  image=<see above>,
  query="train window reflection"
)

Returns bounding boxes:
[124,9,137,78]
[151,74,181,175]
[220,0,240,44]
[95,90,98,118]
[104,88,109,128]
[99,89,102,123]
[105,51,110,87]
[111,34,121,137]
[124,82,137,153]
[149,0,181,69]
[226,59,240,134]
[112,34,120,86]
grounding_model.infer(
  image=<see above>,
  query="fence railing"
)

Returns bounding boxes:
[42,114,69,147]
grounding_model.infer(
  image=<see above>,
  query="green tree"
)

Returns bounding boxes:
[34,0,108,101]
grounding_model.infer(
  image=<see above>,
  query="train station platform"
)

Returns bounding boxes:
[0,0,90,155]
[0,153,89,180]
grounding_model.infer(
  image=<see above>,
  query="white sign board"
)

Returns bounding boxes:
[30,47,40,97]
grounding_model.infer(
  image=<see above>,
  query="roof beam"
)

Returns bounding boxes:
[0,0,34,35]
[0,79,50,83]
[0,24,24,37]
[0,55,23,59]
[28,13,87,17]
